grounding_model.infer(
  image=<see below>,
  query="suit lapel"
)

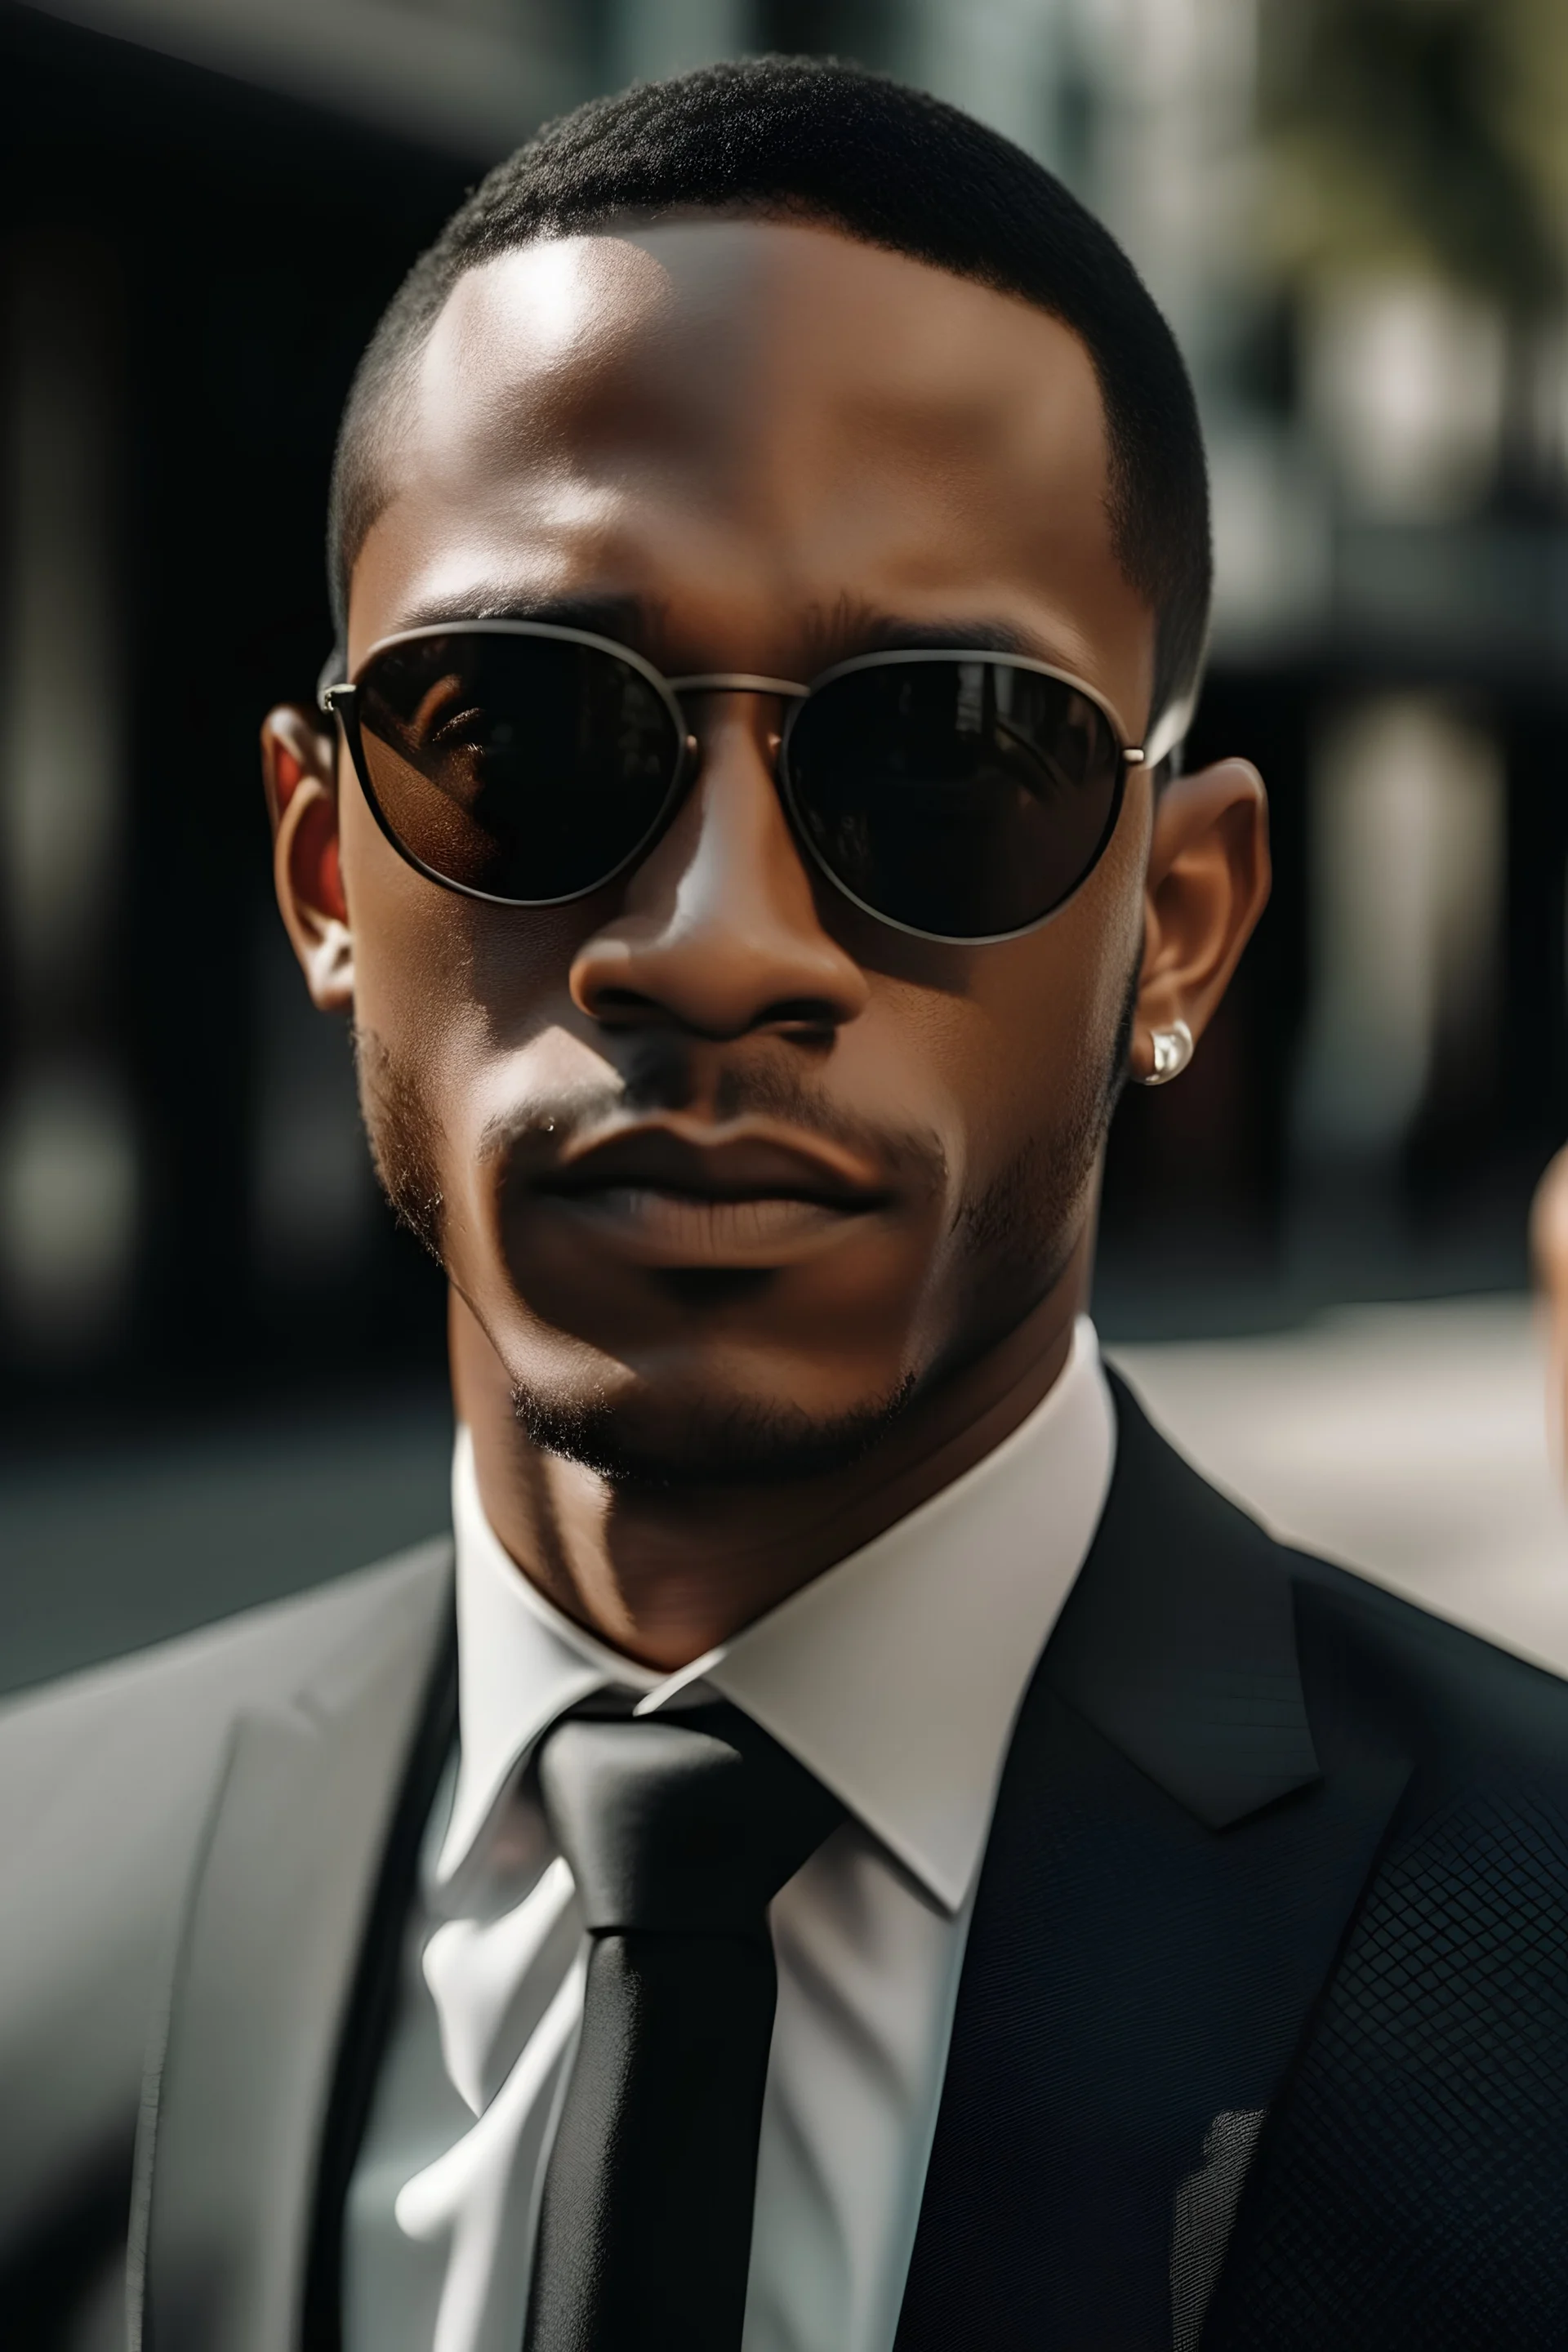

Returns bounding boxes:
[129,1547,455,2352]
[895,1379,1411,2352]
[1045,1373,1321,1828]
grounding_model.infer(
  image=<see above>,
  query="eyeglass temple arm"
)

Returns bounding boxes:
[1143,683,1197,771]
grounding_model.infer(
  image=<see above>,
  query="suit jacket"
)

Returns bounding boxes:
[6,1377,1568,2350]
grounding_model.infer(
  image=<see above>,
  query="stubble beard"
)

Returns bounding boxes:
[354,1023,447,1259]
[505,1076,1108,1492]
[354,967,1135,1490]
[508,1369,922,1492]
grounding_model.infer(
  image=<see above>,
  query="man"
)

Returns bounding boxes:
[6,55,1568,2352]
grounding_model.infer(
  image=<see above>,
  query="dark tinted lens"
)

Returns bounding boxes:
[783,657,1124,938]
[352,631,682,902]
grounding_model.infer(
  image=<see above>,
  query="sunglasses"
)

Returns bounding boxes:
[318,621,1149,946]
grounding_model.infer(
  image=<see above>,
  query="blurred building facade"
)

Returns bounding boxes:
[3,0,1567,1444]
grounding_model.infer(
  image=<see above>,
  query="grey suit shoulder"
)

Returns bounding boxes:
[0,1537,452,2341]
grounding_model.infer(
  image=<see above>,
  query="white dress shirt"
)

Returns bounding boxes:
[345,1317,1115,2352]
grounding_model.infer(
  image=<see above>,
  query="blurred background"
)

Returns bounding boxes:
[5,0,1568,1692]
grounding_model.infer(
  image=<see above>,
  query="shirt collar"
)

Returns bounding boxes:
[439,1316,1115,1913]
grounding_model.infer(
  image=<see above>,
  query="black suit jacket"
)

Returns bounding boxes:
[893,1374,1565,2350]
[16,1379,1568,2349]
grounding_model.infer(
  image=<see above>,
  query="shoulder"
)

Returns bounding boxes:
[1286,1537,1568,1786]
[0,1539,452,2273]
[1110,1365,1568,1775]
[0,1536,452,1841]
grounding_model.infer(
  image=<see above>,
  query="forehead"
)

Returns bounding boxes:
[351,219,1153,720]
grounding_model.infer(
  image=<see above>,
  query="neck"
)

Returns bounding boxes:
[450,1257,1090,1672]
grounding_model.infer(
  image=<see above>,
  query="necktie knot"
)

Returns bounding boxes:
[537,1702,844,1937]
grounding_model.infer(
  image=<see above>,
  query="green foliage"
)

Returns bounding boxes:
[1260,0,1568,310]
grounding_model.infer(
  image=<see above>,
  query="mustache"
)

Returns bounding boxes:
[479,1053,948,1193]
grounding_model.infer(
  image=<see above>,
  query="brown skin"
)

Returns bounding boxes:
[263,220,1269,1668]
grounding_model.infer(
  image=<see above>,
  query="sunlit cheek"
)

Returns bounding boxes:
[339,782,475,1040]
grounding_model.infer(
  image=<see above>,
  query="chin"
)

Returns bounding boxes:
[507,1358,919,1491]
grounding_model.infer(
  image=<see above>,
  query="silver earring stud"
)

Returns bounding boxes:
[1139,1018,1193,1086]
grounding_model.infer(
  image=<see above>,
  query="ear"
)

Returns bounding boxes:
[1128,757,1270,1083]
[261,703,353,1013]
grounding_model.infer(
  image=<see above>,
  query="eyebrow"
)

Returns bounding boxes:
[381,591,1050,681]
[803,606,1044,670]
[389,589,662,654]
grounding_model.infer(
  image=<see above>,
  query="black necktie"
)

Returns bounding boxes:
[522,1701,845,2352]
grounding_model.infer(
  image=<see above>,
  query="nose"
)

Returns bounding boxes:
[568,695,870,1041]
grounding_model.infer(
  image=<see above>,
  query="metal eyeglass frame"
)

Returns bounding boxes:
[318,617,1152,947]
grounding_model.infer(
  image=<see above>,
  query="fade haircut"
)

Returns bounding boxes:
[328,55,1211,743]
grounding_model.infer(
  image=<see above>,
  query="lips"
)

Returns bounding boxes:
[542,1123,881,1205]
[519,1120,890,1269]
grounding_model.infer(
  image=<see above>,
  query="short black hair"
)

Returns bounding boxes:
[329,55,1210,744]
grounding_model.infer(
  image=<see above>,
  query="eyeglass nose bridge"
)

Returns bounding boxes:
[666,672,811,701]
[665,676,813,791]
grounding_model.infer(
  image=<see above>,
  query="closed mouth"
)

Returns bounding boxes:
[521,1120,890,1267]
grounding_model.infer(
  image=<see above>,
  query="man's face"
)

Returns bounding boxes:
[321,220,1160,1480]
